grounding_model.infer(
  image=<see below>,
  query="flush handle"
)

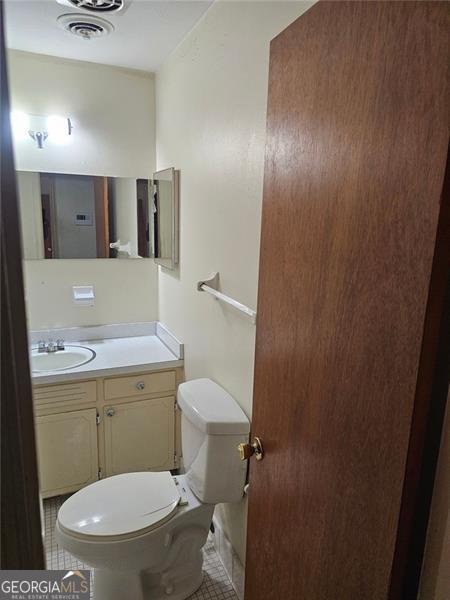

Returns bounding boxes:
[136,381,146,391]
[106,408,115,417]
[238,437,264,461]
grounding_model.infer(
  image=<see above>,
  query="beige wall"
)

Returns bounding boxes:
[8,50,155,178]
[7,51,158,329]
[24,259,158,330]
[419,392,450,600]
[156,0,314,562]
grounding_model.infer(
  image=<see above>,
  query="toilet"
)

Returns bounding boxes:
[55,378,250,600]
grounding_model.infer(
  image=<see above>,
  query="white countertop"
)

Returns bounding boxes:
[32,334,184,385]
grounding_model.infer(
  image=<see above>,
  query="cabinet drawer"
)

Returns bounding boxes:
[34,381,96,407]
[104,371,176,401]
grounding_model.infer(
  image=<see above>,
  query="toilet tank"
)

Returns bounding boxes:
[177,378,250,504]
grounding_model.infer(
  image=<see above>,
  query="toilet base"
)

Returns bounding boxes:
[92,549,204,600]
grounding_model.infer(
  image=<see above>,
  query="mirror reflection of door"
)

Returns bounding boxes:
[39,173,107,259]
[16,172,143,259]
[93,176,109,258]
[40,178,53,259]
[137,178,151,258]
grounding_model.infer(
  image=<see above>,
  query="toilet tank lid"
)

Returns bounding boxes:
[177,378,250,435]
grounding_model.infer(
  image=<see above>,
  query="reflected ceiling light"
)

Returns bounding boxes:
[10,112,73,149]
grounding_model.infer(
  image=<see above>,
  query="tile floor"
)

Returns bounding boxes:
[44,496,238,600]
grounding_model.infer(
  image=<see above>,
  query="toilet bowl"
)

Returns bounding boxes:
[56,378,250,600]
[56,472,214,600]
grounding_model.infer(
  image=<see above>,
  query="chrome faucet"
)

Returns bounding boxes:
[37,339,65,353]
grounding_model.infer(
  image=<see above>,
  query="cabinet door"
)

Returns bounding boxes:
[104,396,175,476]
[36,408,98,498]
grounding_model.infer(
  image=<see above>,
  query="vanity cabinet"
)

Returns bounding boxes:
[33,368,182,498]
[103,396,175,476]
[36,409,98,497]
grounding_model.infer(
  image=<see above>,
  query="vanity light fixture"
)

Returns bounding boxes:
[10,112,73,149]
[28,130,48,149]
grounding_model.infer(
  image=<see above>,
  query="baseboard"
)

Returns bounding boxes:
[211,517,245,600]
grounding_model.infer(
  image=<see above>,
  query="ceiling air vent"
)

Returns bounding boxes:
[57,0,124,13]
[57,13,114,39]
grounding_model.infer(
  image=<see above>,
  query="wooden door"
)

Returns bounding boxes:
[245,3,449,600]
[103,396,175,476]
[36,408,99,497]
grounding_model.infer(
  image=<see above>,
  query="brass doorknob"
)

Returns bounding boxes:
[238,437,264,461]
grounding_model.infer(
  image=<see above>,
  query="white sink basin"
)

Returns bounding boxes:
[31,345,96,372]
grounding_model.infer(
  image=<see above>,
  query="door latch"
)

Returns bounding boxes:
[238,437,264,461]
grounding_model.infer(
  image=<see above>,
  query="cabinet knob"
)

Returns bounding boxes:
[106,408,115,417]
[136,381,145,391]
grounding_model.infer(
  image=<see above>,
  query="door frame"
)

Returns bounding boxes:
[0,0,45,568]
[40,173,56,258]
[390,145,450,598]
[137,178,150,258]
[93,175,109,258]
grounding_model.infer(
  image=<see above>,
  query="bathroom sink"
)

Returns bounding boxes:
[31,345,96,372]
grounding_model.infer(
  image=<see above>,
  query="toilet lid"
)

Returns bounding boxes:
[58,471,180,538]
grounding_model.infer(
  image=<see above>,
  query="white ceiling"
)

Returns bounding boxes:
[4,0,212,72]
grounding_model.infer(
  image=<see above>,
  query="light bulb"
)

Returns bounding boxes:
[47,115,70,143]
[10,111,30,139]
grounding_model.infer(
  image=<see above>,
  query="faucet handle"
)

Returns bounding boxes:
[56,339,65,350]
[38,340,47,353]
[47,340,57,353]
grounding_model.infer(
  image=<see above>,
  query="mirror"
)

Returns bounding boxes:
[16,170,177,263]
[152,168,179,270]
[8,47,180,267]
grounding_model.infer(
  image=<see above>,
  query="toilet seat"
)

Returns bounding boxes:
[58,471,180,540]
